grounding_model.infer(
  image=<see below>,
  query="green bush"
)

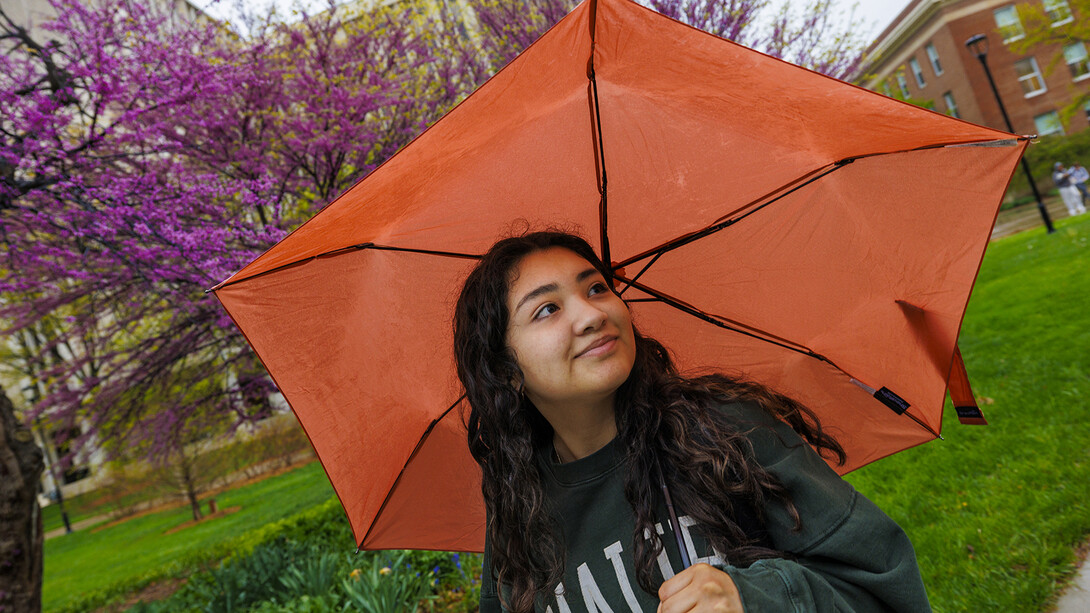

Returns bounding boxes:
[128,541,451,613]
[1005,130,1090,204]
[279,551,344,600]
[432,552,484,613]
[221,497,351,562]
[183,540,304,612]
[341,550,437,613]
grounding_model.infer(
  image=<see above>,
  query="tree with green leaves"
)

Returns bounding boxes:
[1011,0,1090,125]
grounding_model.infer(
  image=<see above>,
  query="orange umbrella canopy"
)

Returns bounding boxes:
[213,0,1023,553]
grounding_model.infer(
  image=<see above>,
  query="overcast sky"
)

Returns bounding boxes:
[849,0,913,39]
[199,0,917,45]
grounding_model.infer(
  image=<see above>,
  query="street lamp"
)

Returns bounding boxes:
[965,33,1055,234]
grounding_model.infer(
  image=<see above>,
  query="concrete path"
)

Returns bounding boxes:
[990,196,1080,239]
[43,514,110,539]
[1054,558,1090,613]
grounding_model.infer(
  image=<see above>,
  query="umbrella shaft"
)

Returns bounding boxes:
[657,460,692,570]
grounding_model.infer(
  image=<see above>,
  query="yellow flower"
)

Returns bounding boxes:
[350,568,362,580]
[379,567,392,576]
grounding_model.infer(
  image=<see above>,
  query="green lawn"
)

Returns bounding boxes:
[42,461,335,612]
[41,491,106,534]
[846,214,1090,612]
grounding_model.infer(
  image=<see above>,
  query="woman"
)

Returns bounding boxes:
[453,231,930,612]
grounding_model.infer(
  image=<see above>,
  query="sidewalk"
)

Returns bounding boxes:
[43,514,111,539]
[1055,561,1090,613]
[990,196,1079,239]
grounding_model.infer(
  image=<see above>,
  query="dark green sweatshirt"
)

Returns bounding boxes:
[480,402,931,612]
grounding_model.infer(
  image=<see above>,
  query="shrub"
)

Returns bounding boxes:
[342,551,437,613]
[279,551,344,600]
[181,539,305,612]
[432,552,484,613]
[1004,130,1090,205]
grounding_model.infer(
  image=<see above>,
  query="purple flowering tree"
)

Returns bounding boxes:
[470,0,866,78]
[1,0,863,496]
[0,0,478,499]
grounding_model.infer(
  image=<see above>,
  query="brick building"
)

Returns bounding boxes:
[857,0,1090,136]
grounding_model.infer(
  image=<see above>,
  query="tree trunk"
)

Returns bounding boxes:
[0,385,45,612]
[177,453,202,522]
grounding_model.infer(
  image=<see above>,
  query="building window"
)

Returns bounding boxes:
[909,58,926,87]
[1085,100,1090,122]
[993,6,1025,42]
[896,73,910,97]
[943,92,960,118]
[1015,57,1047,96]
[1064,43,1090,80]
[1034,111,1064,136]
[926,43,943,75]
[1043,0,1074,26]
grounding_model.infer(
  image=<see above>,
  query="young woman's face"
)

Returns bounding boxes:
[504,247,636,412]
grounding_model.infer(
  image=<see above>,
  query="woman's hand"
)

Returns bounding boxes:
[657,563,744,613]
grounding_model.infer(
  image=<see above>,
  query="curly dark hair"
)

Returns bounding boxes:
[453,230,844,612]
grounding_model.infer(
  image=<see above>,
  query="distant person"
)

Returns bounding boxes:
[1071,163,1089,206]
[1052,163,1086,216]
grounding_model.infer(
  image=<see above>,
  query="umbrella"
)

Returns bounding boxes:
[212,0,1020,553]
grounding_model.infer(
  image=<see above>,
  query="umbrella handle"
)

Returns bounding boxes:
[656,458,692,570]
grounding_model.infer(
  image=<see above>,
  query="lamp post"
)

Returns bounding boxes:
[965,33,1055,234]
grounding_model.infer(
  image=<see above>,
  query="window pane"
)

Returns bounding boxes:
[1034,111,1064,136]
[926,44,943,75]
[943,92,960,118]
[896,73,910,97]
[1064,43,1089,79]
[1044,0,1073,24]
[994,6,1025,41]
[1015,58,1046,95]
[909,58,926,87]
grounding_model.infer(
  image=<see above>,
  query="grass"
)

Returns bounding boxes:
[41,491,109,534]
[845,213,1090,612]
[42,461,335,613]
[41,421,312,534]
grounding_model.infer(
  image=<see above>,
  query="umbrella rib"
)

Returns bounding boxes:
[587,36,611,270]
[364,243,482,260]
[210,243,480,292]
[616,274,825,360]
[613,159,851,271]
[617,250,663,296]
[622,276,941,435]
[612,136,1025,274]
[358,394,467,550]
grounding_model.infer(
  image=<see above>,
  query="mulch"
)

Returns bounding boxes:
[91,577,188,613]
